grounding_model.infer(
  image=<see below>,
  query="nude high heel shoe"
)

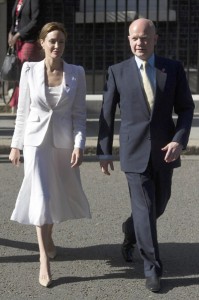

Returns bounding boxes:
[39,275,52,287]
[39,257,52,287]
[47,248,57,259]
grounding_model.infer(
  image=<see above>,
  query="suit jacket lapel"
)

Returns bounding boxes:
[34,60,74,109]
[12,0,18,19]
[54,61,73,107]
[34,60,51,109]
[17,0,28,18]
[155,56,167,93]
[153,56,168,113]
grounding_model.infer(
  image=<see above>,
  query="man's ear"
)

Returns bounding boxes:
[154,34,158,45]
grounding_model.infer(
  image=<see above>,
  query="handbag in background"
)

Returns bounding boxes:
[1,47,21,82]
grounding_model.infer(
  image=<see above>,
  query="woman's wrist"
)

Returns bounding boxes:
[15,32,20,39]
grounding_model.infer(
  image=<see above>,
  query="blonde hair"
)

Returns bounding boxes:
[39,22,67,41]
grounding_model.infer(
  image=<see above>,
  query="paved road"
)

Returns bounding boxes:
[0,157,199,300]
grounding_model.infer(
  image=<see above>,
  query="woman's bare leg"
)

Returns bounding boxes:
[47,224,57,258]
[36,225,52,287]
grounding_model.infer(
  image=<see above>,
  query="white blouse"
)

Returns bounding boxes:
[45,84,62,108]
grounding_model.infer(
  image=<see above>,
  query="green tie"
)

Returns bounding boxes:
[142,61,154,110]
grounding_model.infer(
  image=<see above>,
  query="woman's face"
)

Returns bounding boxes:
[41,30,65,59]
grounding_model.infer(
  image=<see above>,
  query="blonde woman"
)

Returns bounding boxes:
[9,22,91,287]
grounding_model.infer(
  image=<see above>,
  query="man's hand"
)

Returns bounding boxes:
[161,142,183,163]
[99,160,114,175]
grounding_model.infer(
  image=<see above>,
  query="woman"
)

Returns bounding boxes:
[9,22,91,288]
[8,0,44,112]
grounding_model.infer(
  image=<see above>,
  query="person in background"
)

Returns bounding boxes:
[97,18,194,292]
[9,22,91,288]
[8,0,44,112]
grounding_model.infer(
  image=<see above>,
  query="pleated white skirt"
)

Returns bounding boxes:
[11,130,91,226]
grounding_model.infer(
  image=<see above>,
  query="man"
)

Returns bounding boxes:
[97,18,194,292]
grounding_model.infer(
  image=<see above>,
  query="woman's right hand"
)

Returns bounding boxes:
[8,32,13,46]
[8,32,20,47]
[9,148,20,166]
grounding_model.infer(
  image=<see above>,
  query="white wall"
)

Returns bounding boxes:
[80,0,169,12]
[77,0,176,22]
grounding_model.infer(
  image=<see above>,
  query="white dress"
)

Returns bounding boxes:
[11,84,91,226]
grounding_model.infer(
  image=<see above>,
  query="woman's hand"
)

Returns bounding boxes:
[9,148,21,166]
[8,32,13,46]
[71,148,83,168]
[8,32,20,47]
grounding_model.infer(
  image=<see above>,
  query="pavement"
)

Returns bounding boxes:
[1,97,199,299]
[0,98,199,155]
[1,157,199,299]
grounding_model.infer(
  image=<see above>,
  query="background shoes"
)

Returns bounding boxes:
[47,248,57,259]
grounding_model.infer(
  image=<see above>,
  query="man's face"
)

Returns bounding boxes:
[128,20,158,60]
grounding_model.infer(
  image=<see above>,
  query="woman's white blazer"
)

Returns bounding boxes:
[11,60,87,150]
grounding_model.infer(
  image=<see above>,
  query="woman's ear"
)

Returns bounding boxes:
[40,39,44,49]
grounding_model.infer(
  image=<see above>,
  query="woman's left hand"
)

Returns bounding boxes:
[71,148,83,168]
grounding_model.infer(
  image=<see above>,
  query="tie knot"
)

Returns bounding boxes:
[142,61,148,70]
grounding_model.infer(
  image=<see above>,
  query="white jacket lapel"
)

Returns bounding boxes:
[56,62,77,106]
[34,60,51,109]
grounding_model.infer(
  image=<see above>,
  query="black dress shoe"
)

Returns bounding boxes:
[121,221,135,262]
[145,276,161,292]
[121,243,134,262]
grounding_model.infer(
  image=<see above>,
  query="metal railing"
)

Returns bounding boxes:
[67,0,198,94]
[7,0,198,94]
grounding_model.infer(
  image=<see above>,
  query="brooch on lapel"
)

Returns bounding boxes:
[72,76,76,81]
[65,83,70,93]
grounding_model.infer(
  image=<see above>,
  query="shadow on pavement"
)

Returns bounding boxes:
[0,237,199,293]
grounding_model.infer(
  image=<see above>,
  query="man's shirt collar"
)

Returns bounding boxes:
[135,54,155,69]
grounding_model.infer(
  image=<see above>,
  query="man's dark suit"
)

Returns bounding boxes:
[97,55,194,277]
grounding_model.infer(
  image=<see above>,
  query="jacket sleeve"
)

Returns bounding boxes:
[11,62,31,149]
[97,66,119,155]
[18,0,41,40]
[72,66,87,150]
[172,62,195,148]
